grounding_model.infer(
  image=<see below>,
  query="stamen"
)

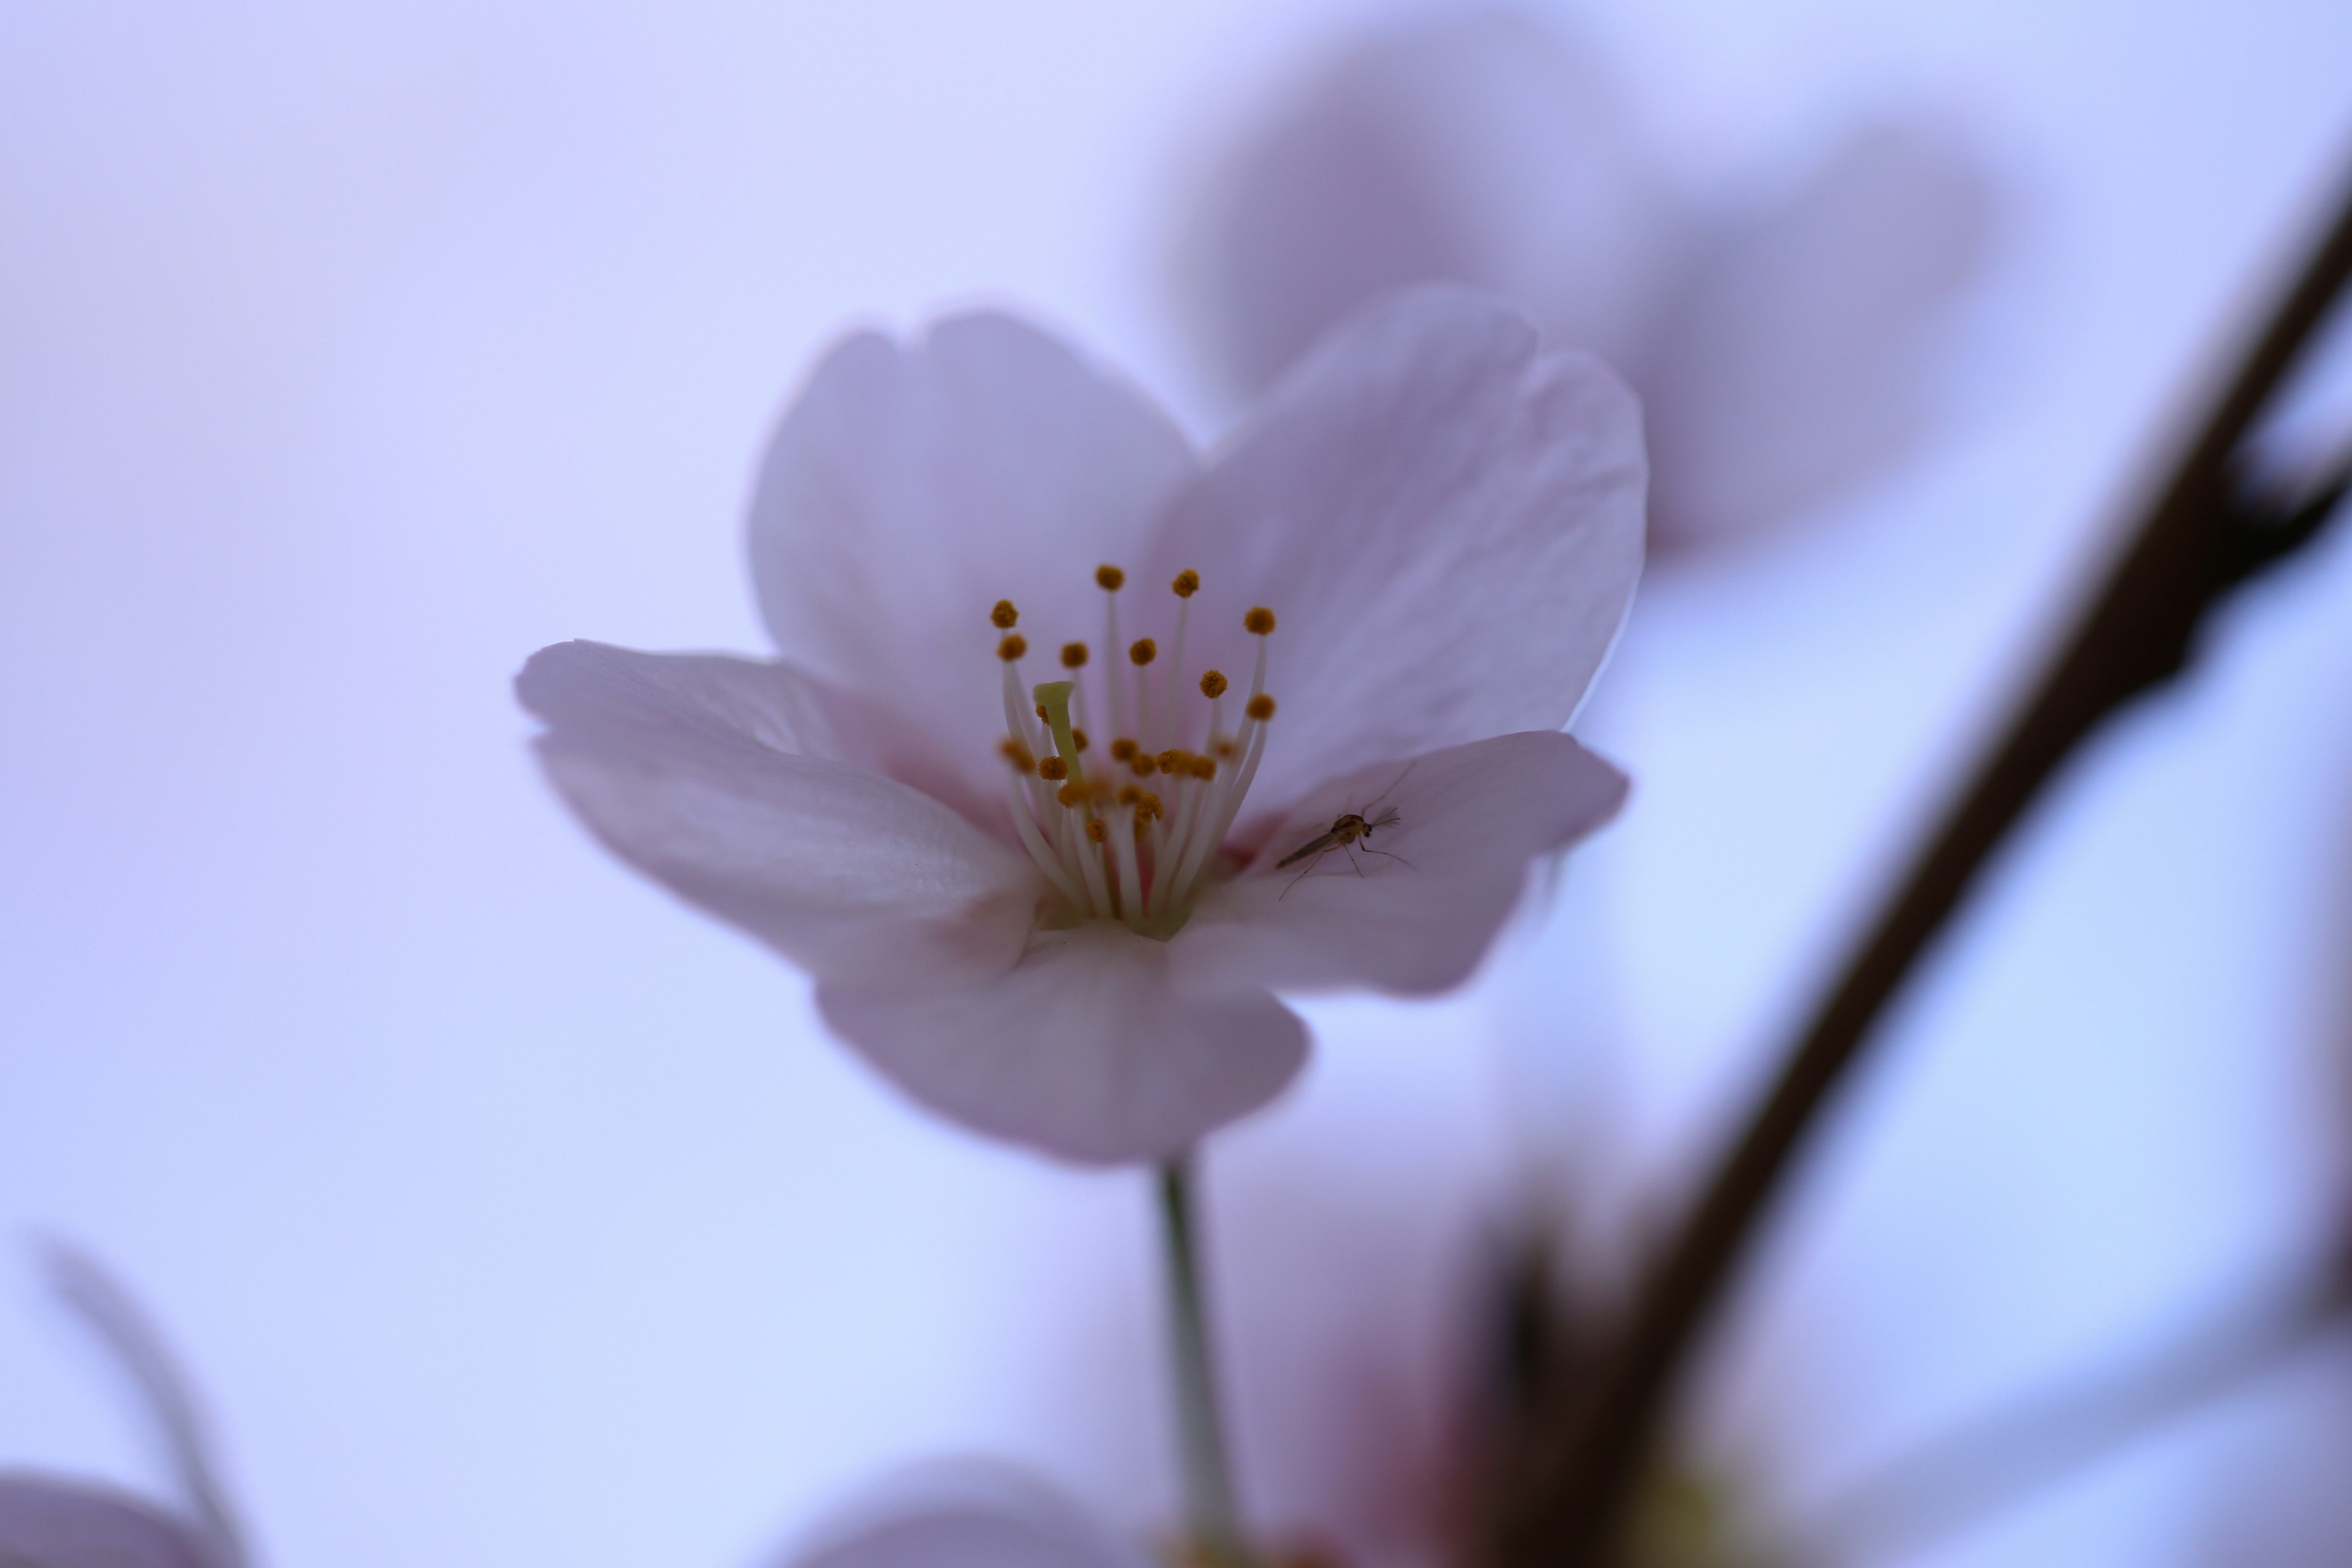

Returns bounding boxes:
[1099,567,1127,738]
[994,571,1294,931]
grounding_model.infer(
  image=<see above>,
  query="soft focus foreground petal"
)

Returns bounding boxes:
[0,1479,214,1568]
[518,641,1036,978]
[41,1245,243,1568]
[820,921,1306,1164]
[1181,731,1626,995]
[747,312,1199,796]
[1641,122,1999,548]
[1186,9,1672,395]
[1148,288,1643,814]
[780,1461,1153,1568]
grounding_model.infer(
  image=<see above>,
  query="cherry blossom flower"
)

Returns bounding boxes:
[0,1246,244,1568]
[1181,7,1997,552]
[518,285,1642,1163]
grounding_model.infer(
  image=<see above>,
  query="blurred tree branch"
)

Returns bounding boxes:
[1800,1227,2352,1562]
[1497,155,2352,1567]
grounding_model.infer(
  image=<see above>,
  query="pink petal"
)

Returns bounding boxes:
[518,641,1037,980]
[1178,731,1627,995]
[0,1479,213,1568]
[1143,288,1644,816]
[779,1461,1150,1568]
[746,313,1199,804]
[820,920,1306,1164]
[1185,9,1673,395]
[1641,121,2000,548]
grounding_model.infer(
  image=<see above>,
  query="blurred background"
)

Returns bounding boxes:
[4,2,2351,1566]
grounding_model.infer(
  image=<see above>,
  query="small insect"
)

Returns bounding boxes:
[1275,765,1416,895]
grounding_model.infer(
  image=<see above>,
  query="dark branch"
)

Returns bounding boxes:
[1501,155,2352,1567]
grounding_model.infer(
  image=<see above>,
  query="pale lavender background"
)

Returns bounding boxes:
[3,3,2351,1567]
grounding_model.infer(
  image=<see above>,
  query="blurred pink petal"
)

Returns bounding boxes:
[521,288,1639,1163]
[1643,123,2000,546]
[0,1480,216,1568]
[1187,8,1997,554]
[0,1245,244,1568]
[778,1461,1153,1568]
[1191,9,1670,392]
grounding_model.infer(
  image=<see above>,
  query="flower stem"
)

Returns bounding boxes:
[1156,1153,1249,1567]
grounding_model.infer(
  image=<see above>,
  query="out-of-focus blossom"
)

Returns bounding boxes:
[519,286,1641,1164]
[773,1461,1153,1568]
[1183,7,1997,552]
[0,1246,244,1568]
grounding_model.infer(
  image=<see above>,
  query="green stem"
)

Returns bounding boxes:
[1156,1153,1248,1566]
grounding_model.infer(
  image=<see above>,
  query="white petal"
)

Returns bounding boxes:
[746,312,1199,801]
[1641,121,2000,548]
[1178,731,1627,995]
[820,921,1306,1164]
[1144,287,1645,815]
[0,1480,213,1568]
[1185,9,1674,394]
[518,641,1037,979]
[778,1461,1152,1568]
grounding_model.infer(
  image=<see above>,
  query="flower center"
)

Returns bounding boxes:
[989,568,1278,938]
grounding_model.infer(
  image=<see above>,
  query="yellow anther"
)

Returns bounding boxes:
[1137,791,1163,822]
[1061,641,1089,669]
[1171,569,1200,598]
[1071,727,1090,753]
[1130,752,1159,777]
[1246,693,1276,722]
[1191,756,1216,780]
[999,738,1036,772]
[990,600,1019,629]
[1199,670,1229,699]
[1129,638,1157,666]
[1243,606,1276,635]
[1117,785,1143,807]
[1156,749,1184,774]
[1109,737,1138,762]
[1086,818,1109,843]
[1215,739,1237,759]
[1058,782,1087,809]
[1096,565,1126,591]
[997,633,1028,662]
[1037,755,1069,782]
